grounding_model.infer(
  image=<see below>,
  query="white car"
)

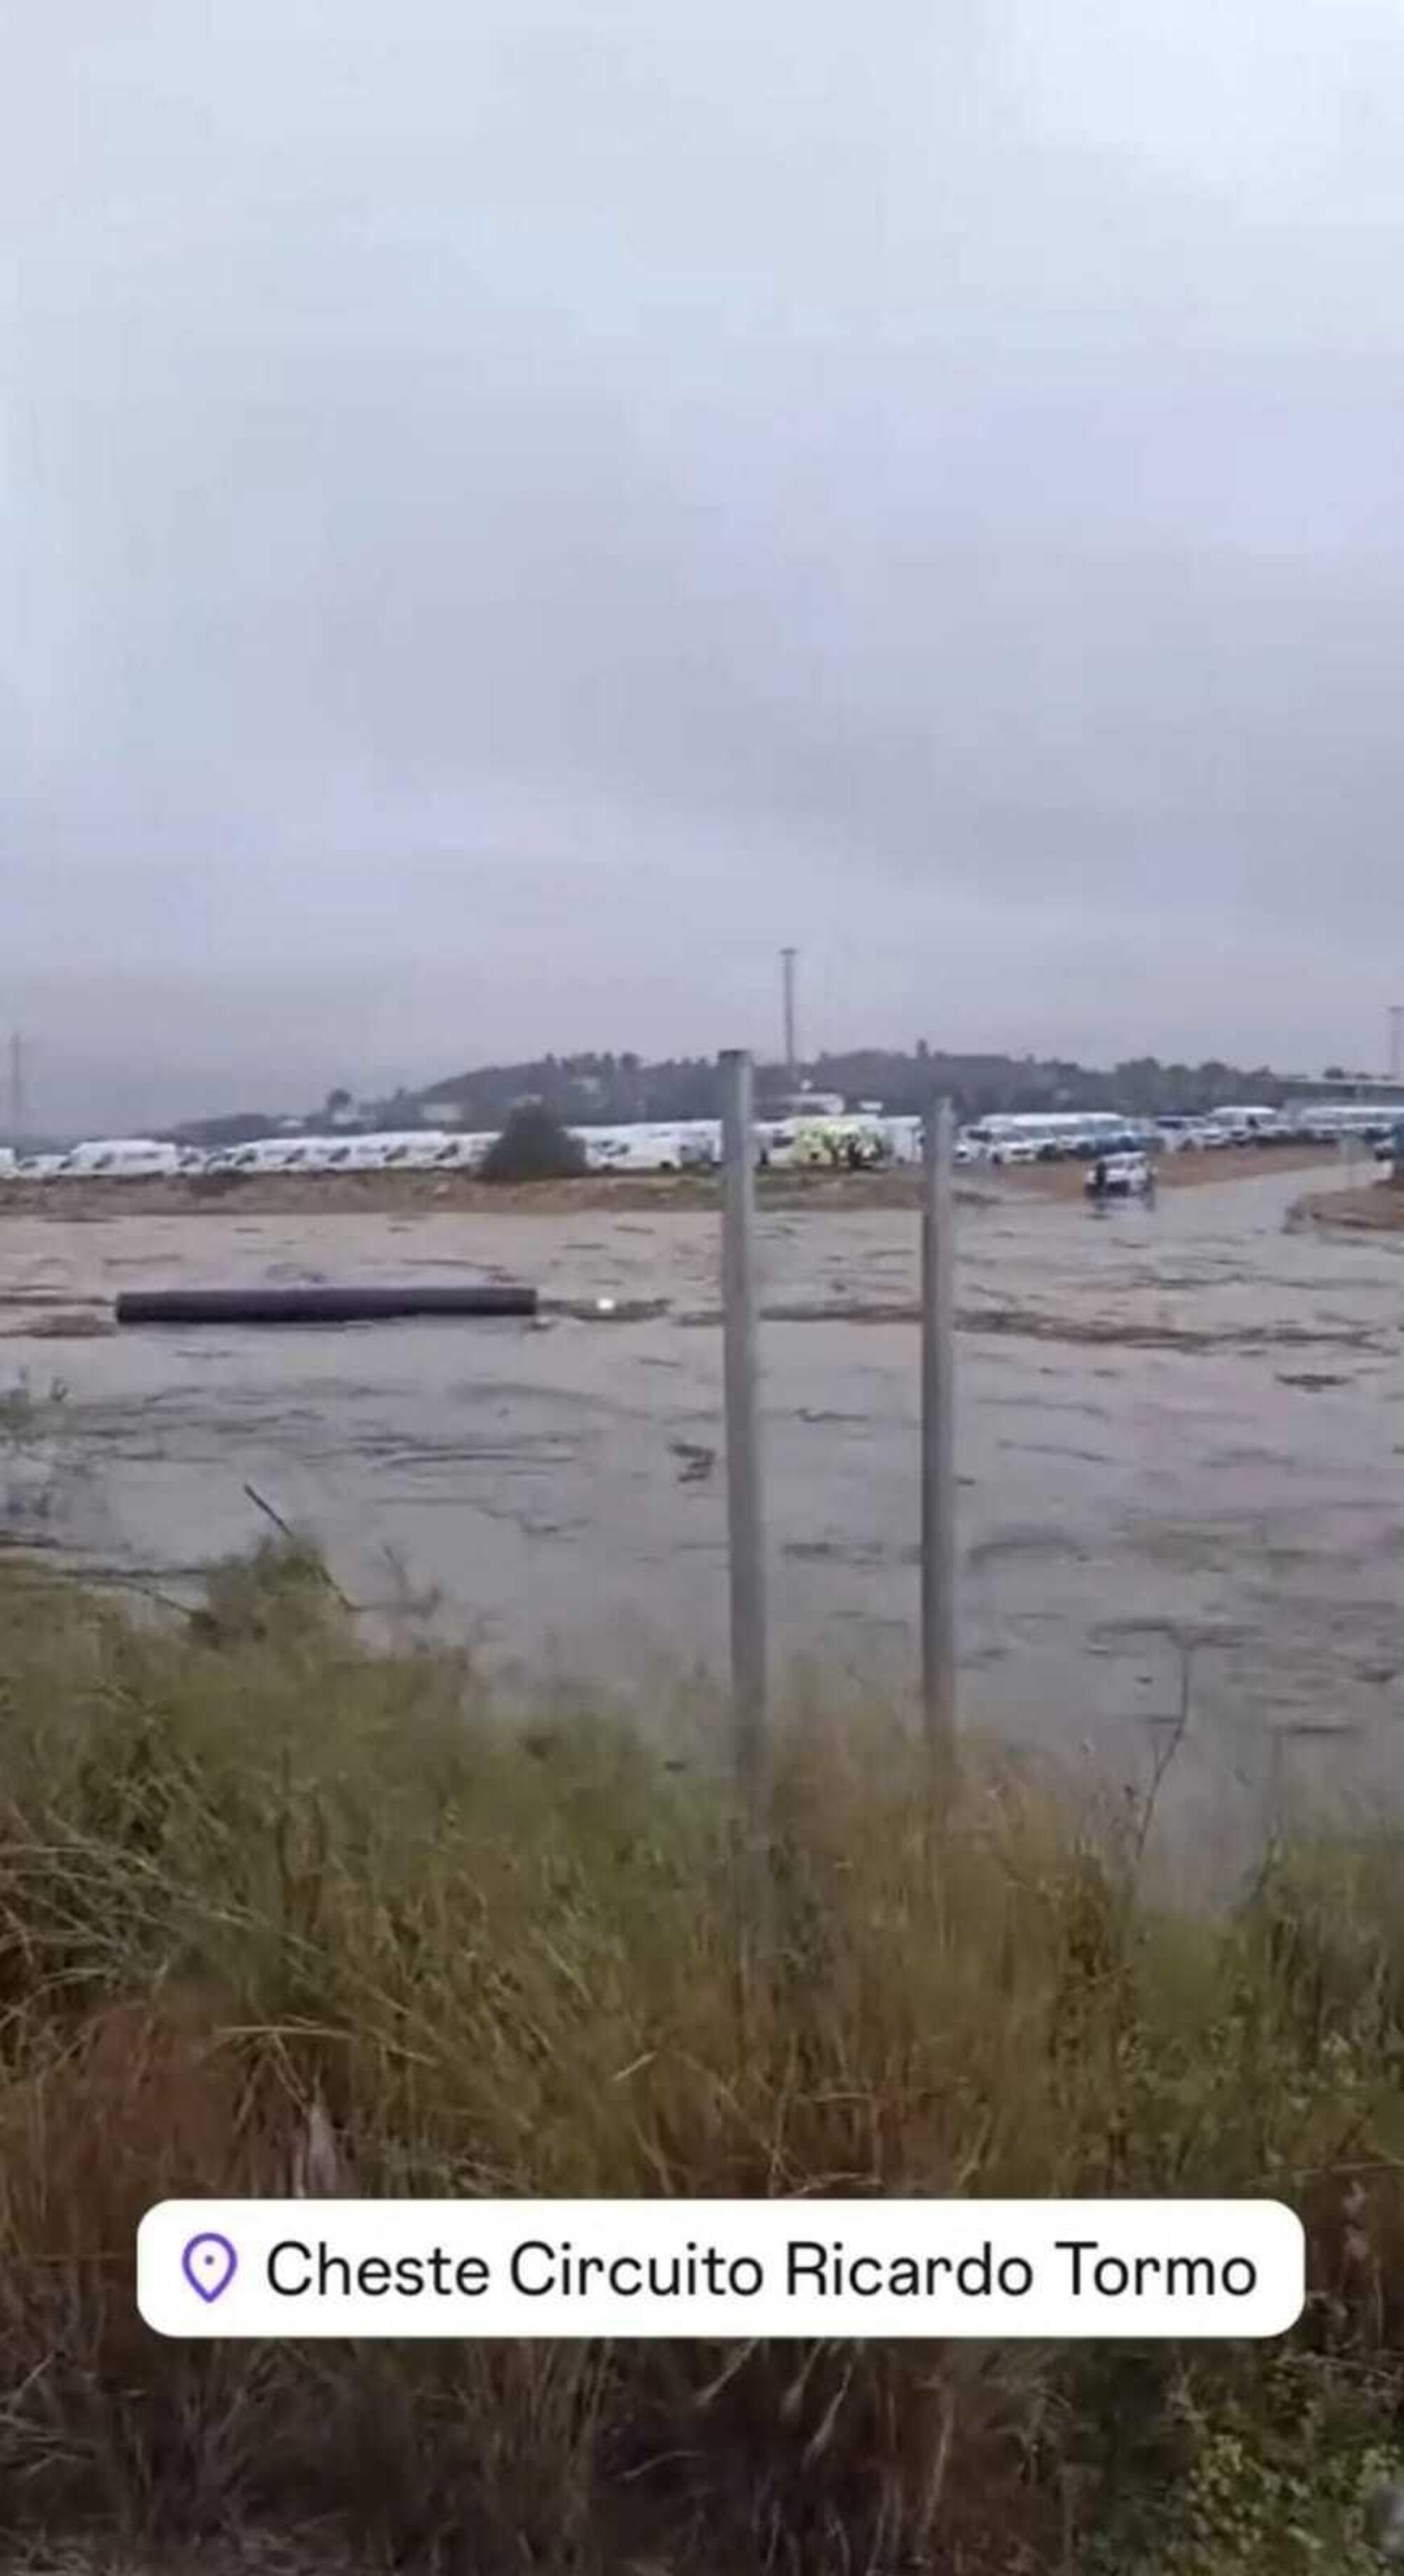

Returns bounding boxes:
[1085,1153,1153,1200]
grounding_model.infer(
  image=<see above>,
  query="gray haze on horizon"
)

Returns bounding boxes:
[6,0,1404,1128]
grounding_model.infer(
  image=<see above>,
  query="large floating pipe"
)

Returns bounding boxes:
[115,1283,536,1326]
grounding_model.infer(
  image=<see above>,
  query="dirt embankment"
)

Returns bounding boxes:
[1292,1176,1404,1233]
[0,1142,1329,1225]
[0,1167,943,1222]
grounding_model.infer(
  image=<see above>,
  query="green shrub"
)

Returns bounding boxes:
[480,1103,586,1184]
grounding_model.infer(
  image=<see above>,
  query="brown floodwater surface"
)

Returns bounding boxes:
[3,1159,1401,1868]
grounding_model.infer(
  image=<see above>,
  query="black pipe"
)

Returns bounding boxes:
[115,1284,536,1326]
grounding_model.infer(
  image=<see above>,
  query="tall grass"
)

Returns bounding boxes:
[0,1546,1402,2570]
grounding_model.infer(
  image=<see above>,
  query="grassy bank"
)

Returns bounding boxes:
[0,1548,1403,2571]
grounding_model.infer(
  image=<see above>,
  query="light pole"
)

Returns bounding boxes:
[8,1032,26,1141]
[781,948,798,1087]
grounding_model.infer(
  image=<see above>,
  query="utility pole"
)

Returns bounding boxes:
[781,948,798,1087]
[1389,1006,1403,1083]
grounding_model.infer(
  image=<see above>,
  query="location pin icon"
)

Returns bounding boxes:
[182,2231,237,2304]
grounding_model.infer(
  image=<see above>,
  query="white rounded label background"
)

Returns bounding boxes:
[138,2199,1306,2339]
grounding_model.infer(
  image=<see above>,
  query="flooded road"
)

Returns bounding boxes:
[3,1160,1402,1861]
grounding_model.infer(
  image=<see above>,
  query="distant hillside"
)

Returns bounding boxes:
[166,1048,1302,1146]
[384,1048,1292,1130]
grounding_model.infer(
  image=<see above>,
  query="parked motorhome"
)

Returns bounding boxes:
[602,1124,691,1173]
[1213,1103,1280,1133]
[960,1113,1130,1165]
[59,1138,182,1180]
[1289,1102,1397,1144]
[207,1137,308,1176]
[247,1129,453,1174]
[569,1121,724,1174]
[446,1131,496,1170]
[755,1121,799,1169]
[1210,1104,1283,1143]
[329,1131,428,1170]
[422,1132,491,1171]
[881,1116,924,1164]
[675,1120,722,1167]
[369,1131,453,1169]
[275,1136,340,1173]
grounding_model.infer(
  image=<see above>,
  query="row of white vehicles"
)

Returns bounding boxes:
[955,1103,1377,1167]
[0,1111,921,1187]
[0,1099,1384,1189]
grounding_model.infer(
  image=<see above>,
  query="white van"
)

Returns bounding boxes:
[207,1138,307,1177]
[571,1123,688,1173]
[60,1138,182,1180]
[881,1117,924,1165]
[430,1131,494,1171]
[1214,1104,1281,1138]
[675,1120,722,1168]
[364,1131,452,1170]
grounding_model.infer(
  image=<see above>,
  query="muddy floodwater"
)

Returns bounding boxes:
[3,1160,1403,1861]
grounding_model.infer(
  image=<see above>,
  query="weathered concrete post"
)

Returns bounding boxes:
[921,1097,958,1770]
[720,1049,769,1815]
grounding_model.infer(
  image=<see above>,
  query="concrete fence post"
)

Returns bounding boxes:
[720,1049,769,1816]
[921,1096,958,1770]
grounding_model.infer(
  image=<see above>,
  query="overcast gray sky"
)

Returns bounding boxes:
[6,0,1404,1125]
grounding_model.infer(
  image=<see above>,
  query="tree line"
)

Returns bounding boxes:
[171,1047,1306,1147]
[373,1046,1294,1129]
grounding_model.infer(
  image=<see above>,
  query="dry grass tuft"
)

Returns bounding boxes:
[0,1550,1401,2570]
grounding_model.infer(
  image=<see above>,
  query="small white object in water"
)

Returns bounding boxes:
[1367,2481,1404,2561]
[597,1296,616,1314]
